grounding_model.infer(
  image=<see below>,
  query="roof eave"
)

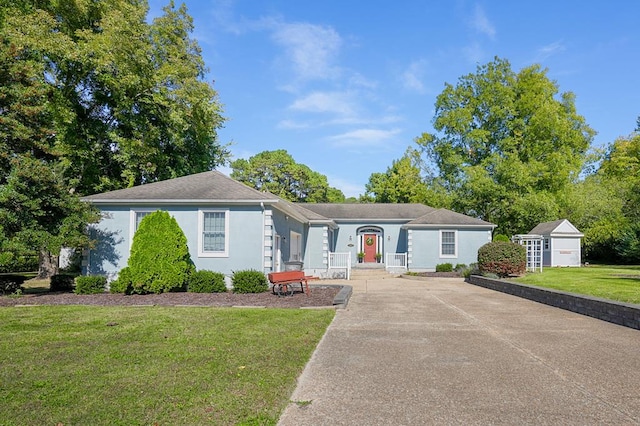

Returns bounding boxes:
[403,223,496,229]
[82,198,281,205]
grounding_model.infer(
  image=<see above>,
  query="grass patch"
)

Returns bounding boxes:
[0,306,334,425]
[512,265,640,304]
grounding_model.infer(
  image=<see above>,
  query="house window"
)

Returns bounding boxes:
[135,211,151,231]
[544,238,550,251]
[290,231,302,261]
[440,230,457,257]
[198,210,229,257]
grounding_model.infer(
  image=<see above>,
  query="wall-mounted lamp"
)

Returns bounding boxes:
[285,215,289,221]
[388,235,391,241]
[349,236,352,242]
[282,236,286,243]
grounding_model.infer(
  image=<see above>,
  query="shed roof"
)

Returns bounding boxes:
[529,219,583,236]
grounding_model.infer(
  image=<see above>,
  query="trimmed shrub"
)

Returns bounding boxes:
[477,241,526,278]
[50,274,75,292]
[435,263,453,272]
[74,276,106,294]
[110,267,133,294]
[126,211,194,294]
[493,234,510,242]
[188,270,227,293]
[454,263,467,271]
[232,269,268,293]
[0,252,38,273]
[0,274,27,295]
[461,263,480,279]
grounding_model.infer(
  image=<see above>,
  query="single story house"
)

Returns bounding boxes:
[82,171,495,281]
[527,219,583,267]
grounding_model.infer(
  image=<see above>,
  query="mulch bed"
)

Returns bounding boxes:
[0,286,341,308]
[411,272,463,278]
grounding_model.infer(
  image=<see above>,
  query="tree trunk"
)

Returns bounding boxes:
[37,249,59,279]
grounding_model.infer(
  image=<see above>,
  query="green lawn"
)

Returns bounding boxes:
[512,265,640,304]
[0,306,334,425]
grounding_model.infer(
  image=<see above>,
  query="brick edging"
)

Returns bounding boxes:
[467,275,640,330]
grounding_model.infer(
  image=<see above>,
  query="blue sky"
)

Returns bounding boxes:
[149,0,639,198]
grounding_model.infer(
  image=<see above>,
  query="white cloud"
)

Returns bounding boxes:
[535,40,566,62]
[271,21,342,81]
[328,128,402,147]
[277,119,311,129]
[471,4,496,40]
[326,175,364,198]
[401,59,428,94]
[289,91,355,116]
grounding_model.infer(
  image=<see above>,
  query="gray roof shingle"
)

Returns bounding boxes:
[82,171,494,227]
[406,208,495,227]
[300,203,436,220]
[82,171,278,203]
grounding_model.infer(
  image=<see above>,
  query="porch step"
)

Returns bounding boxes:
[350,267,397,280]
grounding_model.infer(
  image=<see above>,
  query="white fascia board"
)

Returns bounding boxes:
[308,219,338,229]
[402,224,496,230]
[549,232,584,238]
[83,198,280,205]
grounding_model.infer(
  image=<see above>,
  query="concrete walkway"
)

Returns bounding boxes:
[278,277,640,425]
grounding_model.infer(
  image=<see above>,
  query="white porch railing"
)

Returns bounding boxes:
[385,252,407,270]
[328,252,351,280]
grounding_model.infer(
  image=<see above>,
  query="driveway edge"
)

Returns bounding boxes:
[467,275,640,330]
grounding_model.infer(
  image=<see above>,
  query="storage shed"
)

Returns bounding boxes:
[528,219,583,267]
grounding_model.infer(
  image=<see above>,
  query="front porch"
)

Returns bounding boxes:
[326,252,407,280]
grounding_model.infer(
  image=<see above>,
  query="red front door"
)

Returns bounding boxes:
[363,234,377,263]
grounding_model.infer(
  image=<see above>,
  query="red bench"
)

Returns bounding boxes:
[268,270,319,296]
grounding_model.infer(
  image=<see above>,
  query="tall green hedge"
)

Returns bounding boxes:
[119,211,194,294]
[477,241,526,277]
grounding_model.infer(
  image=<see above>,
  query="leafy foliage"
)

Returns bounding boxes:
[0,274,27,295]
[110,267,133,294]
[0,1,227,276]
[231,150,345,202]
[74,276,106,294]
[50,274,75,292]
[435,263,453,272]
[477,241,526,278]
[232,269,269,294]
[363,149,451,206]
[125,211,194,294]
[415,57,594,235]
[493,234,510,242]
[188,270,227,293]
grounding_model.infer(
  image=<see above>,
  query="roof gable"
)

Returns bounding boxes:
[529,219,582,236]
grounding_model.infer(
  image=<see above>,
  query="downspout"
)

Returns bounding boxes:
[260,202,265,273]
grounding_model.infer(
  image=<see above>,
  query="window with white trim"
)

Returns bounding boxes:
[440,230,457,257]
[135,211,151,231]
[290,231,302,261]
[198,210,229,257]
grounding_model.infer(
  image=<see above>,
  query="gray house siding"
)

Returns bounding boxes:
[408,228,492,271]
[86,205,268,278]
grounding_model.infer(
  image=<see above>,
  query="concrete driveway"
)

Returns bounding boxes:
[278,277,640,425]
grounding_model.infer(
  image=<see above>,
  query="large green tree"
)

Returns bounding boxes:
[416,57,595,235]
[231,150,345,203]
[0,0,226,275]
[363,149,449,206]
